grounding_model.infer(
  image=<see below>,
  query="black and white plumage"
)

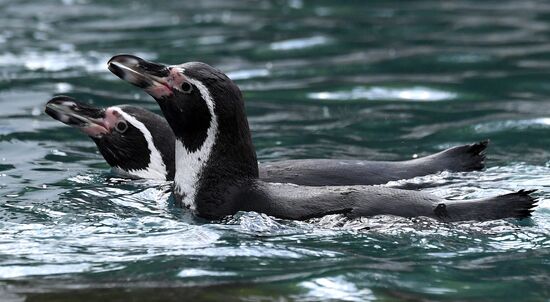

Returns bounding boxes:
[108,54,537,221]
[46,97,488,185]
[45,96,175,180]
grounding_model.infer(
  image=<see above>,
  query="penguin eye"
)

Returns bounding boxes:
[115,120,128,133]
[181,82,193,94]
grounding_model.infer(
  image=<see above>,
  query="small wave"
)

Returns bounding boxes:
[270,36,331,51]
[0,49,155,73]
[0,263,93,279]
[296,276,375,302]
[307,86,457,102]
[227,68,270,80]
[474,118,550,133]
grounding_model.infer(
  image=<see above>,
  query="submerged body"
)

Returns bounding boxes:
[238,183,535,222]
[106,54,537,222]
[261,141,486,186]
[46,97,487,185]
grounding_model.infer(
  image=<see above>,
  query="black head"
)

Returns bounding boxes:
[45,96,175,180]
[108,55,258,212]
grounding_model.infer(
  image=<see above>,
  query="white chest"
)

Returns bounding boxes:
[174,141,203,210]
[173,130,217,210]
[169,76,219,211]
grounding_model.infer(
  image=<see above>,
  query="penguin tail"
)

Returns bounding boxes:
[440,189,538,222]
[490,189,538,219]
[433,140,489,172]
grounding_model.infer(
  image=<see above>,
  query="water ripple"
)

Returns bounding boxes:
[308,86,458,102]
[0,0,548,300]
[270,36,331,51]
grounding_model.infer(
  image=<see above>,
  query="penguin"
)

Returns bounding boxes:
[46,96,488,185]
[108,55,537,221]
[106,54,537,222]
[45,96,175,180]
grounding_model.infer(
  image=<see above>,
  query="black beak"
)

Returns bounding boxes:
[108,54,170,90]
[45,96,109,137]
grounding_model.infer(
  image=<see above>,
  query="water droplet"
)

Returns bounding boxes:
[322,106,331,118]
[31,107,41,116]
[289,0,303,9]
[55,83,73,93]
[51,149,67,156]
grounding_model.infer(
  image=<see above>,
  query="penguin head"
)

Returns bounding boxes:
[108,55,258,209]
[108,55,243,149]
[45,96,174,180]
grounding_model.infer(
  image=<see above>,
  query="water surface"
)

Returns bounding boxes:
[0,0,549,301]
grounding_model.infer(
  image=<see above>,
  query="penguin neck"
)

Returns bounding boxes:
[118,106,176,181]
[92,107,169,180]
[114,107,168,180]
[161,79,259,212]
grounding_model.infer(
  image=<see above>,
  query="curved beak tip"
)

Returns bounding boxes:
[44,97,107,132]
[107,55,170,92]
[108,54,141,67]
[107,61,125,80]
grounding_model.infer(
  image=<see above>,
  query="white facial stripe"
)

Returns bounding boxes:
[173,76,218,211]
[110,107,168,180]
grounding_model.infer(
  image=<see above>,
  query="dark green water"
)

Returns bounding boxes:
[0,0,549,301]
